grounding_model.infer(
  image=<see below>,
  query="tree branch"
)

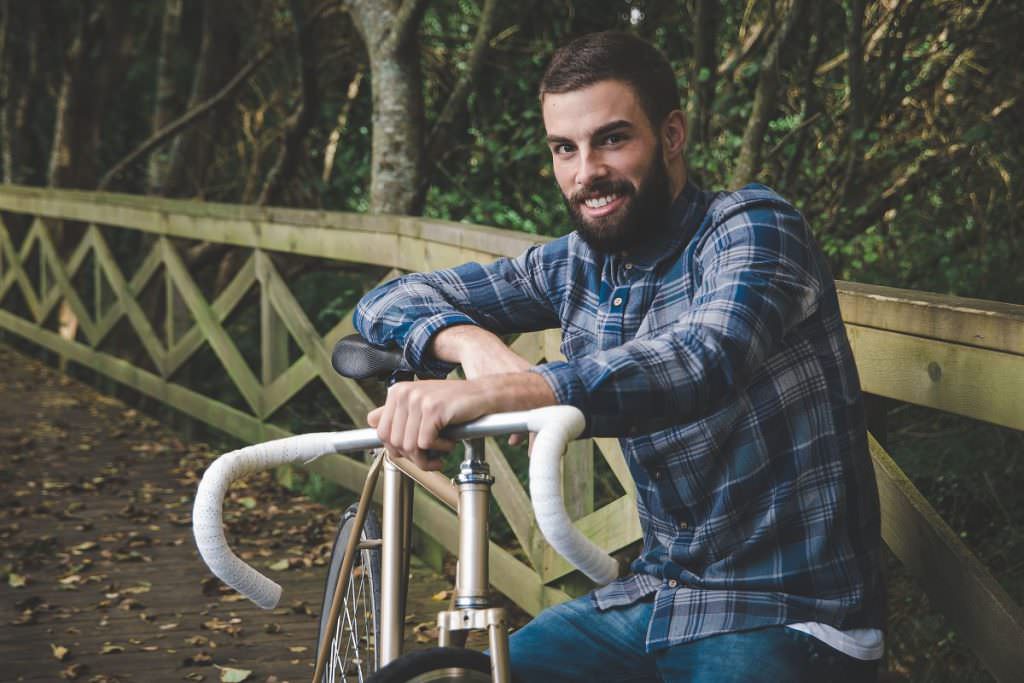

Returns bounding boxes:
[257,0,319,206]
[392,0,431,50]
[831,0,867,213]
[729,0,807,187]
[97,43,275,191]
[687,0,719,150]
[146,0,183,193]
[98,1,336,192]
[414,0,502,206]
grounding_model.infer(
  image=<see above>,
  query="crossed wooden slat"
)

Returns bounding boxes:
[0,215,642,584]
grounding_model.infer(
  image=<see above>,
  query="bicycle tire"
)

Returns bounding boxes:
[316,502,383,682]
[367,647,493,682]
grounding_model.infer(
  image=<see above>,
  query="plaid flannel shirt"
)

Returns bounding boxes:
[353,182,884,650]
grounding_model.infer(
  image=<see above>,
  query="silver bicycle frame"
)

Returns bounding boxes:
[193,407,609,683]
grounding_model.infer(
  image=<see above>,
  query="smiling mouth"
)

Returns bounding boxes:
[579,193,627,217]
[583,194,617,208]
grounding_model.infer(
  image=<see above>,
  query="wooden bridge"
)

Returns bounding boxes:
[0,185,1021,681]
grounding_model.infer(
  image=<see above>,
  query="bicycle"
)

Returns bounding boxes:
[193,335,622,682]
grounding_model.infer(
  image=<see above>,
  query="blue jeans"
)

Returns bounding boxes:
[507,595,878,683]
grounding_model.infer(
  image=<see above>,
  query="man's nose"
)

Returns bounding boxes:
[575,150,607,189]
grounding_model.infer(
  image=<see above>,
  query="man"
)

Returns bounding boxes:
[354,31,884,682]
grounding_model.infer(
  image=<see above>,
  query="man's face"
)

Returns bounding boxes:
[542,80,672,254]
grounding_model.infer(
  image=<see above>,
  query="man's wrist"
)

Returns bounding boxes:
[430,324,504,365]
[469,371,557,414]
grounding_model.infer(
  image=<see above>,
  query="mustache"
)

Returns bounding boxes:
[568,179,635,206]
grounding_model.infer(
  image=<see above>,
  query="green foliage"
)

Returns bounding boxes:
[4,2,1022,679]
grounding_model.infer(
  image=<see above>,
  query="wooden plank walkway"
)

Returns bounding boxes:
[0,345,458,683]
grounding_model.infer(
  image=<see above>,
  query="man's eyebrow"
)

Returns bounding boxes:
[545,119,634,144]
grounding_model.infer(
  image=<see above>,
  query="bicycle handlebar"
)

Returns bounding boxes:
[192,405,619,609]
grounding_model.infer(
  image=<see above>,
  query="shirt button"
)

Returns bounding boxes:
[667,579,678,588]
[652,470,662,480]
[624,262,633,270]
[612,296,623,306]
[679,521,689,530]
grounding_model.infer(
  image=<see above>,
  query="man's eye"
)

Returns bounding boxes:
[554,144,575,155]
[604,133,625,145]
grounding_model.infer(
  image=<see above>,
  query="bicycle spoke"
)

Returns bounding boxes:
[321,518,380,683]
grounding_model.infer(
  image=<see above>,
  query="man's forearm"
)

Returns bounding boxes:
[467,371,558,414]
[428,324,504,364]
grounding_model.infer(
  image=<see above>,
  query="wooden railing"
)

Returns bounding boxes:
[0,185,1021,681]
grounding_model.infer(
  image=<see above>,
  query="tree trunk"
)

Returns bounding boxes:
[164,0,241,197]
[687,0,719,151]
[1,0,11,183]
[47,3,103,190]
[346,0,428,215]
[782,1,827,191]
[146,0,184,194]
[12,3,38,184]
[424,0,500,162]
[258,0,319,206]
[833,0,867,211]
[729,0,807,187]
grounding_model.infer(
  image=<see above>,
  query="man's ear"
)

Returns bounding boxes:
[661,110,687,160]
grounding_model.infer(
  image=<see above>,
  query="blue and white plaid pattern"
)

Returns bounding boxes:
[354,182,884,650]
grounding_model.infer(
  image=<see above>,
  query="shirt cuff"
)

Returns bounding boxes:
[404,311,478,378]
[529,360,590,425]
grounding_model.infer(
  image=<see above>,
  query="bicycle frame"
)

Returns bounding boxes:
[314,435,512,682]
[193,406,618,683]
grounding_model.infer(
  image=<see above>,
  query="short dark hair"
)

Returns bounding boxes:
[539,31,681,129]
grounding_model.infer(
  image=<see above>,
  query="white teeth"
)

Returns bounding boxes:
[584,195,616,209]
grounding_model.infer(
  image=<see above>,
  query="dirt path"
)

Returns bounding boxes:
[0,345,456,683]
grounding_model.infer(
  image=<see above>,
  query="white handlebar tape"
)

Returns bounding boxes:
[193,407,620,609]
[192,433,340,609]
[527,406,619,586]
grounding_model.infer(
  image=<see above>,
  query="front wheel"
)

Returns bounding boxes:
[368,647,492,682]
[316,503,383,682]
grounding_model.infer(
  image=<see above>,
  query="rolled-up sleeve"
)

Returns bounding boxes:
[353,242,561,377]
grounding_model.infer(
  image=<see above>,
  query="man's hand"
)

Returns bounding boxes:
[367,371,556,471]
[430,325,533,445]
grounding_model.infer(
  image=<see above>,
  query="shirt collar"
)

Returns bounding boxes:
[619,180,708,271]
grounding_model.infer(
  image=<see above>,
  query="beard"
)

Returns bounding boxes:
[563,152,672,255]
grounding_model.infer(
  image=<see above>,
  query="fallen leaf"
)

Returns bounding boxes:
[159,622,180,631]
[267,559,289,571]
[184,650,213,666]
[217,666,252,682]
[51,643,70,661]
[100,643,124,655]
[237,497,256,509]
[122,582,151,595]
[183,674,205,681]
[413,621,438,643]
[431,589,452,601]
[288,646,306,653]
[60,663,86,679]
[8,572,27,588]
